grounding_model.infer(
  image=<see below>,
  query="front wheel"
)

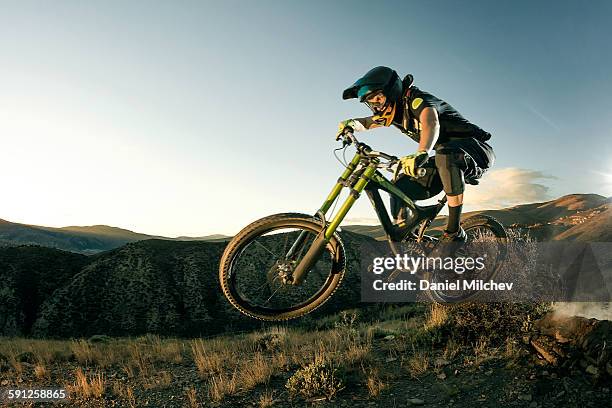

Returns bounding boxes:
[219,213,346,321]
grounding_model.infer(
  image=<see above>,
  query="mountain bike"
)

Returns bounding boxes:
[219,131,508,320]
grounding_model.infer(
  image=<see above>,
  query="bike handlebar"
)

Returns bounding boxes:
[338,129,427,178]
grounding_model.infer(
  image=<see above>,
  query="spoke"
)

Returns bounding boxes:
[254,274,278,293]
[296,234,312,260]
[282,232,290,256]
[253,239,279,258]
[264,284,283,306]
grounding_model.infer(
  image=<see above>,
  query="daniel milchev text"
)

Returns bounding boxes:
[369,254,514,292]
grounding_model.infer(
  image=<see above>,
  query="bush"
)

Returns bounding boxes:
[88,335,112,344]
[285,358,344,400]
[440,302,551,346]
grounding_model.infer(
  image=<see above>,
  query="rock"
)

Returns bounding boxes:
[408,398,425,405]
[437,372,447,380]
[0,380,8,386]
[530,338,558,365]
[585,365,599,375]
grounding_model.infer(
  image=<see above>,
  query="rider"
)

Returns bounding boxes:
[339,66,495,243]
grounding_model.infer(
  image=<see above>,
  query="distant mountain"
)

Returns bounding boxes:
[344,194,611,242]
[0,220,229,254]
[1,194,608,255]
[174,234,231,242]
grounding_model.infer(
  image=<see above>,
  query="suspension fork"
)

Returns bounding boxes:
[285,153,361,260]
[290,159,377,285]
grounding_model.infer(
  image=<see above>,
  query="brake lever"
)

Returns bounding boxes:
[392,162,402,182]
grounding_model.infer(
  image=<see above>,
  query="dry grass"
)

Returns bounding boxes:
[69,368,105,399]
[143,370,173,390]
[121,343,152,378]
[258,390,275,407]
[0,303,546,405]
[443,338,461,360]
[345,342,372,366]
[364,366,387,397]
[425,303,449,330]
[111,381,136,407]
[473,336,490,365]
[71,340,98,365]
[191,339,232,377]
[504,337,520,358]
[185,387,199,408]
[405,350,429,378]
[240,353,274,390]
[34,363,48,380]
[208,371,238,402]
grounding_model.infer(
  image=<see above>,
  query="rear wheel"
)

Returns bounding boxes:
[219,213,346,321]
[424,214,508,303]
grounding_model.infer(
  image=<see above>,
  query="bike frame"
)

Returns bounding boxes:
[288,146,447,284]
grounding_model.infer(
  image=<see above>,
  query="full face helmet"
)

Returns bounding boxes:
[342,66,403,126]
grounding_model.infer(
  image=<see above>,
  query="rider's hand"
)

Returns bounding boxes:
[336,119,365,140]
[400,151,429,177]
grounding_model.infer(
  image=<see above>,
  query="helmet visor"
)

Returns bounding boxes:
[357,86,382,102]
[362,90,387,113]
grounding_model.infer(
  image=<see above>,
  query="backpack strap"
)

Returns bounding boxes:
[402,78,414,131]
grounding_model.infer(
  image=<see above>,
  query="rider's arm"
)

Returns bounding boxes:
[417,107,440,152]
[354,116,383,130]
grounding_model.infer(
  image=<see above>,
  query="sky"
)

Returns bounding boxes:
[1,0,611,237]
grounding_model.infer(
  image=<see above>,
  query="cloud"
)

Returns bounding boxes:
[465,167,557,209]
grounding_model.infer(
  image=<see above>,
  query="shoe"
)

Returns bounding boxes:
[439,227,467,243]
[429,227,467,258]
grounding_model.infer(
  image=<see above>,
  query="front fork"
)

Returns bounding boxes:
[288,153,376,284]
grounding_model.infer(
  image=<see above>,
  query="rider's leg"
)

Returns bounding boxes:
[435,148,465,234]
[390,163,443,223]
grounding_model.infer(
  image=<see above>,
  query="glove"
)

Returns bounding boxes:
[400,151,429,177]
[336,119,365,140]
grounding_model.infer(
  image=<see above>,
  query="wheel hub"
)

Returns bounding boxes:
[269,260,295,285]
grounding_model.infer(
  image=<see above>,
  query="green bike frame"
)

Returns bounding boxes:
[289,149,443,284]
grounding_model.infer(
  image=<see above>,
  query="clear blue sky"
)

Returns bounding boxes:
[1,1,610,236]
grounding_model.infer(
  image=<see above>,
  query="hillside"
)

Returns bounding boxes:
[344,194,611,241]
[0,246,89,336]
[0,231,373,338]
[1,194,607,254]
[0,220,229,254]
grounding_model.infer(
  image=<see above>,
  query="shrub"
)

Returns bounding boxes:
[285,358,344,400]
[88,335,112,344]
[440,302,551,346]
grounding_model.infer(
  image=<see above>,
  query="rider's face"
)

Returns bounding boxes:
[365,92,387,112]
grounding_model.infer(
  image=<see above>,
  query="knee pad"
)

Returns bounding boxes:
[435,150,465,196]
